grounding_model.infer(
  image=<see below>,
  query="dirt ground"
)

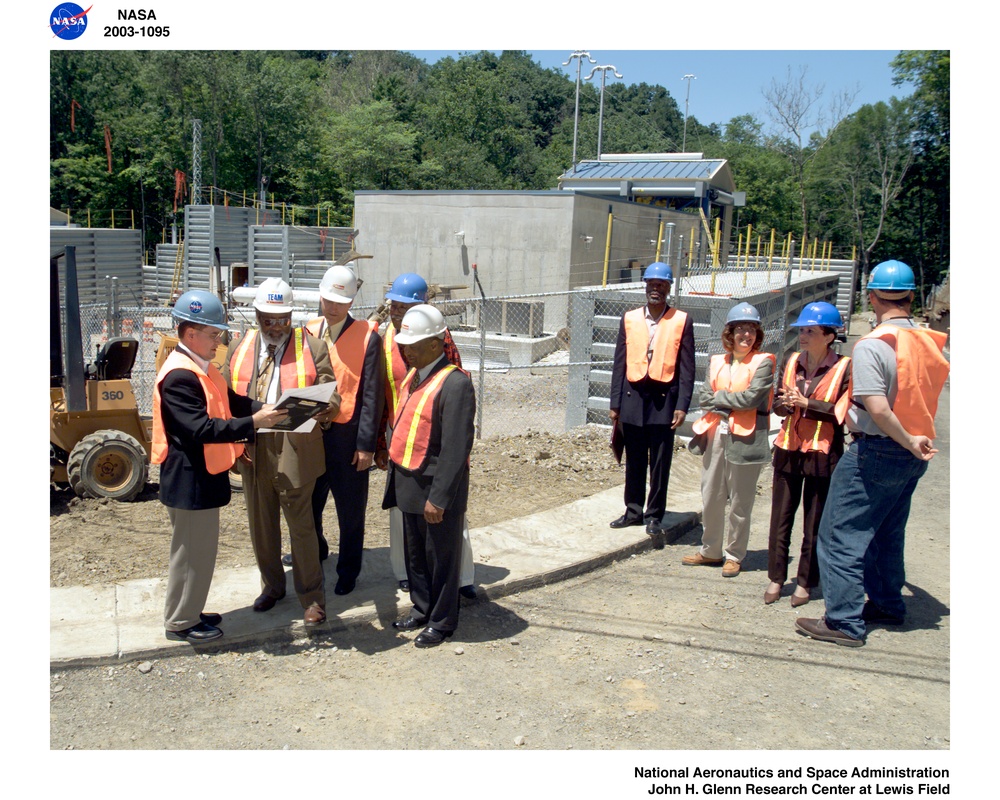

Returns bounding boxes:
[49,422,624,588]
[48,333,955,778]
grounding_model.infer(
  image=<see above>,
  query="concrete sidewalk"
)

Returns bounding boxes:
[50,456,706,667]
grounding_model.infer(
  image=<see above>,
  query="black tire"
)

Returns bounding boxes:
[67,430,148,502]
[229,465,243,493]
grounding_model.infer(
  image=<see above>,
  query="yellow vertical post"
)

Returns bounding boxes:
[243,190,247,207]
[254,193,259,225]
[210,186,214,205]
[111,209,115,229]
[282,202,286,225]
[601,209,614,287]
[654,219,665,262]
[710,216,722,293]
[735,233,743,269]
[767,229,776,282]
[786,233,794,274]
[131,209,135,229]
[87,209,91,228]
[317,206,321,226]
[811,238,818,272]
[744,224,753,270]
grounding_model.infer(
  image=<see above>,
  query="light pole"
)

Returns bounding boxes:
[585,64,623,162]
[682,74,697,152]
[563,50,596,172]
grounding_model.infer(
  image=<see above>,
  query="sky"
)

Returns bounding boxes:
[408,50,907,135]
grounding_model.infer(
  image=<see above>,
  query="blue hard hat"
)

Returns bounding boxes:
[868,260,916,292]
[642,261,673,282]
[385,272,428,304]
[726,302,761,324]
[791,302,842,328]
[172,290,229,330]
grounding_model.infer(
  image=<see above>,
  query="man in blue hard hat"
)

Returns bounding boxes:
[796,260,949,647]
[609,261,696,536]
[152,290,287,643]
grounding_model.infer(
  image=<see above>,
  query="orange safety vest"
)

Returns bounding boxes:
[774,352,851,454]
[389,364,460,471]
[229,328,317,399]
[691,351,776,437]
[151,348,244,475]
[848,323,950,439]
[623,307,688,383]
[306,317,376,424]
[383,324,410,418]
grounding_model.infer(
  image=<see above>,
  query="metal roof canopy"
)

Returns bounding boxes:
[557,153,744,207]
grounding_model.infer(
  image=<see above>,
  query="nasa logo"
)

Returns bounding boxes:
[189,300,203,314]
[49,3,91,40]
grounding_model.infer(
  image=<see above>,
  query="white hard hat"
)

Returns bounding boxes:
[319,265,359,303]
[395,304,446,345]
[253,277,294,314]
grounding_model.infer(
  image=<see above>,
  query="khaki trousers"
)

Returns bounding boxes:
[698,430,764,564]
[241,437,325,609]
[164,506,220,631]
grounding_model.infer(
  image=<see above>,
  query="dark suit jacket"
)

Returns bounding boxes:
[382,357,476,516]
[157,364,258,510]
[609,306,696,427]
[224,330,335,490]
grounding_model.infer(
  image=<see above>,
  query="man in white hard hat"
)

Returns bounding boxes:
[384,304,476,647]
[375,271,478,600]
[226,278,339,628]
[302,264,385,596]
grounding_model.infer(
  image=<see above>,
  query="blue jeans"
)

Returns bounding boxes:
[816,438,928,640]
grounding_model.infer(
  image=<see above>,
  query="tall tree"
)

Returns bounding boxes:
[762,66,857,244]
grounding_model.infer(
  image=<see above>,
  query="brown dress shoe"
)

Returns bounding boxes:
[253,591,285,612]
[722,559,741,577]
[304,603,326,627]
[790,591,810,608]
[795,617,864,647]
[681,552,724,567]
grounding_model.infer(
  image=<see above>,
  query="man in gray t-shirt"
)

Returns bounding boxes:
[795,260,948,648]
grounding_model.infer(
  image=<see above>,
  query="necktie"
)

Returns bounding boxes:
[257,343,277,400]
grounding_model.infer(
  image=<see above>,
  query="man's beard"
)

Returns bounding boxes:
[260,328,290,348]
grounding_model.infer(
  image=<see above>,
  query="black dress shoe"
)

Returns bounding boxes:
[200,612,222,626]
[392,615,426,631]
[281,553,293,567]
[459,585,477,600]
[414,627,453,648]
[334,577,356,595]
[165,622,223,642]
[862,601,904,626]
[398,580,410,591]
[252,591,285,612]
[610,514,643,529]
[645,521,662,536]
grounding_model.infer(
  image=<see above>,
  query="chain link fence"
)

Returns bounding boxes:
[67,256,844,440]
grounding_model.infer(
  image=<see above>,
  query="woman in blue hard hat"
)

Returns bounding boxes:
[683,303,775,578]
[765,302,851,607]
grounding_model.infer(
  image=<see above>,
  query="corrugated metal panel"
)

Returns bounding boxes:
[183,205,253,292]
[50,228,143,307]
[248,226,357,288]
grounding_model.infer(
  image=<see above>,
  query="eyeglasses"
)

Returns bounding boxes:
[198,328,225,342]
[732,324,757,335]
[259,317,291,328]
